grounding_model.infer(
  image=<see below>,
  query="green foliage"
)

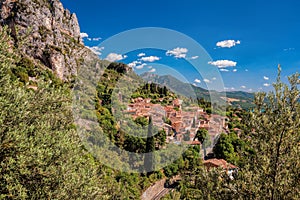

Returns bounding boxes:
[194,128,208,144]
[213,133,239,164]
[177,68,300,199]
[183,130,190,141]
[155,129,167,149]
[0,29,119,199]
[134,116,149,127]
[232,68,300,199]
[0,28,145,199]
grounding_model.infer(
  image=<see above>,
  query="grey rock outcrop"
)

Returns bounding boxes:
[0,0,89,80]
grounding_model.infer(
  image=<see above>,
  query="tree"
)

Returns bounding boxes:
[232,67,300,199]
[194,128,208,144]
[178,68,300,199]
[192,118,196,128]
[213,133,237,164]
[183,130,190,141]
[145,116,155,173]
[134,116,149,127]
[155,129,167,149]
[0,27,126,199]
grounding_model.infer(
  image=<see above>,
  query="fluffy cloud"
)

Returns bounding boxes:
[92,37,101,41]
[80,33,101,42]
[224,87,236,91]
[233,69,237,72]
[263,76,269,80]
[105,53,127,62]
[136,63,147,69]
[241,85,246,89]
[128,61,142,68]
[140,56,160,62]
[194,79,201,83]
[192,83,197,86]
[138,53,146,57]
[149,68,156,73]
[80,32,89,38]
[283,48,295,51]
[203,79,210,83]
[216,40,241,48]
[208,60,237,68]
[88,46,104,56]
[220,68,229,72]
[190,56,199,60]
[263,83,271,87]
[166,47,188,58]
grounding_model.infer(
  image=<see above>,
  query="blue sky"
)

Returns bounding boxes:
[61,0,299,92]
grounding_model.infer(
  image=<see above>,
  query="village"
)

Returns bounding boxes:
[124,97,228,153]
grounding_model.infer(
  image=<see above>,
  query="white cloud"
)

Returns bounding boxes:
[148,68,156,73]
[88,46,104,56]
[263,76,269,80]
[208,60,237,68]
[231,87,235,90]
[80,32,89,38]
[138,53,146,57]
[241,85,246,89]
[128,61,142,68]
[203,79,211,83]
[92,37,101,41]
[212,77,217,81]
[105,53,127,62]
[166,47,188,58]
[192,83,197,86]
[283,48,295,51]
[216,40,241,48]
[80,33,102,42]
[140,56,160,62]
[233,69,237,72]
[194,79,201,83]
[220,68,229,72]
[248,89,253,92]
[263,83,271,87]
[245,69,249,72]
[190,56,199,60]
[136,63,147,69]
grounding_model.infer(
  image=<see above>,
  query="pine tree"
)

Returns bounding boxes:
[145,116,155,173]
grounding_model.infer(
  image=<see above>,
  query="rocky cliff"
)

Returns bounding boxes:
[0,0,96,80]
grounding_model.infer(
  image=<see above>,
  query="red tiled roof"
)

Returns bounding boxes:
[203,159,237,170]
[186,141,200,145]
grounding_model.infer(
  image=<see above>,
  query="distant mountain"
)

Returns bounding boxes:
[140,72,255,109]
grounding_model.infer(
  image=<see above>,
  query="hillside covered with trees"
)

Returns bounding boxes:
[0,0,299,199]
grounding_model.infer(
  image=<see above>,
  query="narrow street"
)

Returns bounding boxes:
[142,176,180,200]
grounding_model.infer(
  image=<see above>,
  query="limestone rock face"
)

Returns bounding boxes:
[0,0,87,80]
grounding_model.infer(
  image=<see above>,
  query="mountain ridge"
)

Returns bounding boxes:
[140,72,255,109]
